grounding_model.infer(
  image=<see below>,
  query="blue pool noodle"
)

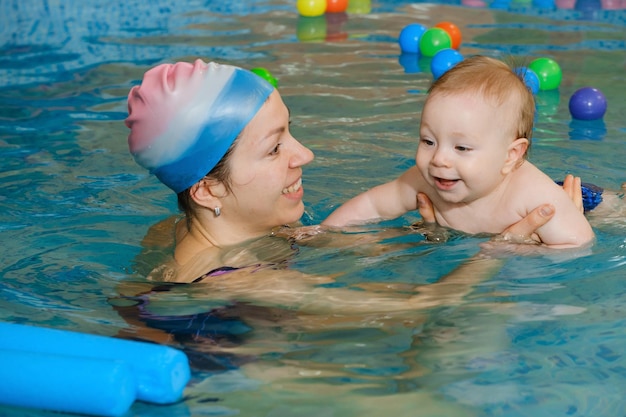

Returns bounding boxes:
[0,322,190,404]
[0,349,135,417]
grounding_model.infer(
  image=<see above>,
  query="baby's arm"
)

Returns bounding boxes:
[523,175,594,248]
[322,166,421,227]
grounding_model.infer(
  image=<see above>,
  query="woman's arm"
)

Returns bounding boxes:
[122,177,580,319]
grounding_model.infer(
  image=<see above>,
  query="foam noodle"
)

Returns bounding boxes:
[0,322,190,404]
[0,348,135,417]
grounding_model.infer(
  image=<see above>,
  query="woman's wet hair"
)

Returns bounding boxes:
[177,139,238,228]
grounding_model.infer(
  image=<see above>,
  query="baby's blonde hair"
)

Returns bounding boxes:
[427,55,535,157]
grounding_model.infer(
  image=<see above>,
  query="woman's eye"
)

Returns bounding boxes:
[270,143,281,155]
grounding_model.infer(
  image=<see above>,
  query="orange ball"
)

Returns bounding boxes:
[326,0,349,13]
[434,21,462,49]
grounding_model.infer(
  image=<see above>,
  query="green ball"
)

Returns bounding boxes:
[251,67,278,88]
[296,15,327,42]
[346,0,371,13]
[419,28,452,57]
[528,57,562,91]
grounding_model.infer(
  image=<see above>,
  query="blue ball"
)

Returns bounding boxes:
[569,87,607,120]
[430,48,463,80]
[514,67,540,95]
[398,23,427,54]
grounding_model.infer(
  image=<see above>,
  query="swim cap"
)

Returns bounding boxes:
[126,59,275,193]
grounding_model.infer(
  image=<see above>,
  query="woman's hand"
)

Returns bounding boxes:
[499,174,584,243]
[497,203,555,244]
[416,174,585,245]
[415,193,447,242]
[416,193,436,223]
[562,174,584,213]
[416,192,556,245]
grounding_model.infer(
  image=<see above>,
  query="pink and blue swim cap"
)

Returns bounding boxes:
[126,59,275,193]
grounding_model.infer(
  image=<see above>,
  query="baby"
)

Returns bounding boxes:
[323,56,595,248]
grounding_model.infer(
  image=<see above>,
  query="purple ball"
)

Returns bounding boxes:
[568,87,607,120]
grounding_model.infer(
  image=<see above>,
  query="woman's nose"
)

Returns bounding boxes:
[289,138,315,167]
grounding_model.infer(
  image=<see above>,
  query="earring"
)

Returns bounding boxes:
[213,207,221,217]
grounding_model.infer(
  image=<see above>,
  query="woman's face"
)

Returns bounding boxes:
[220,90,314,234]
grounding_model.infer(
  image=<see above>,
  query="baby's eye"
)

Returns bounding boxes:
[421,138,435,146]
[455,145,471,152]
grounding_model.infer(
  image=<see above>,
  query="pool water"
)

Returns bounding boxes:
[1,0,625,416]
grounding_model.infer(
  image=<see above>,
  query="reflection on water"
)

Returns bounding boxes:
[0,0,625,416]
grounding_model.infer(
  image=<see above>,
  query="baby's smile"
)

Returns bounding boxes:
[434,177,459,190]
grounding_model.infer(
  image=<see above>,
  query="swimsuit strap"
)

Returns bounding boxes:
[192,266,241,283]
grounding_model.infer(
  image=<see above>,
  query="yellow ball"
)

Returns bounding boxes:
[297,0,326,17]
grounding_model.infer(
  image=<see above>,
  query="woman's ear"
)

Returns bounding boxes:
[190,179,227,209]
[502,138,529,174]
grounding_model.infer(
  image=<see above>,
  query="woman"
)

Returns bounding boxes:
[124,58,582,314]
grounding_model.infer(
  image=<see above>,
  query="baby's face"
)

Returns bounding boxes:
[415,91,519,204]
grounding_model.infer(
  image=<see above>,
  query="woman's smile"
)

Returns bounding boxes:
[282,178,303,198]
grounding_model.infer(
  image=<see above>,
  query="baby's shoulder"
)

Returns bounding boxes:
[507,162,562,207]
[511,161,558,189]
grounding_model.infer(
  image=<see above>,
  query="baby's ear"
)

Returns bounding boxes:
[502,138,529,174]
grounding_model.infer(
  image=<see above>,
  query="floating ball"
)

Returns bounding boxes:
[430,49,464,80]
[462,0,487,6]
[556,0,576,7]
[490,0,512,10]
[326,0,349,13]
[296,15,327,41]
[514,66,540,95]
[347,0,372,13]
[297,0,326,17]
[576,0,602,12]
[601,0,622,9]
[398,23,427,54]
[251,67,278,88]
[434,21,462,49]
[569,87,607,120]
[419,27,452,57]
[534,0,556,8]
[528,57,562,90]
